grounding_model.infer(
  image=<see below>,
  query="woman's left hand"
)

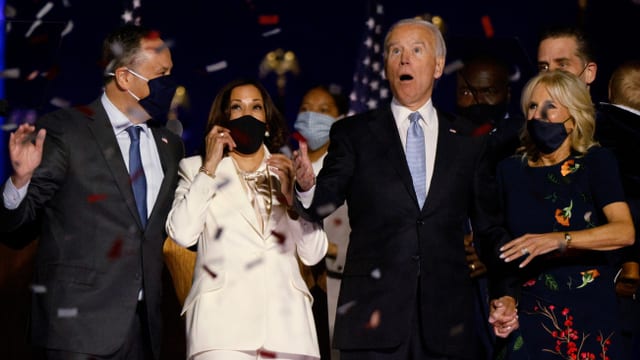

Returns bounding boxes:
[267,154,294,205]
[500,232,563,268]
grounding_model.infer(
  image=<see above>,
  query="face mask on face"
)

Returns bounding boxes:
[456,102,508,126]
[224,115,267,155]
[527,117,571,154]
[293,111,335,151]
[127,68,178,121]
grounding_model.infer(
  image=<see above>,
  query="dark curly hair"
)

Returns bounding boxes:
[205,78,288,154]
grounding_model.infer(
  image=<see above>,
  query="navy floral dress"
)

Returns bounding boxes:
[496,147,625,360]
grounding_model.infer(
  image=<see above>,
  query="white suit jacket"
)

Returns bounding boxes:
[166,152,327,359]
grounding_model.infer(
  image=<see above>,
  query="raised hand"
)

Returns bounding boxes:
[202,125,235,175]
[9,123,46,188]
[292,141,315,192]
[267,153,294,206]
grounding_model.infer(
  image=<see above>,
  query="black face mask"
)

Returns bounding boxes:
[224,115,266,155]
[527,118,571,154]
[127,69,178,121]
[456,102,508,126]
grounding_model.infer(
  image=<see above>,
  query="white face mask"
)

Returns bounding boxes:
[293,111,335,151]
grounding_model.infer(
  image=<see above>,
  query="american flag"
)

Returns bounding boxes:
[348,0,390,115]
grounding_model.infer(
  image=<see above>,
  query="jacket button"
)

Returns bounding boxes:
[416,219,425,225]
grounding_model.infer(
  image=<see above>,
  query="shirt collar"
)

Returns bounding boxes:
[391,97,437,128]
[101,93,149,135]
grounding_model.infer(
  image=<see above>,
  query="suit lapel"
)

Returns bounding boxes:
[85,100,142,227]
[423,112,460,215]
[367,107,419,207]
[147,128,178,224]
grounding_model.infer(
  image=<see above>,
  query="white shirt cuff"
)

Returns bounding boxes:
[3,178,28,210]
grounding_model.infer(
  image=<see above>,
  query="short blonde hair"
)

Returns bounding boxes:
[519,70,598,161]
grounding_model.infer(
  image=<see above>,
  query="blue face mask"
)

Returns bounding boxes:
[127,68,177,121]
[526,117,571,154]
[293,111,335,151]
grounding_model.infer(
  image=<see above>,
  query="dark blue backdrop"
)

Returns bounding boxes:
[3,0,640,180]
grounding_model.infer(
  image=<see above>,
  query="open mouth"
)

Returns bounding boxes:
[400,74,413,81]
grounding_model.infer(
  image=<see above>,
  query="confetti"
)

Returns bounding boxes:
[271,230,286,246]
[258,14,280,26]
[245,257,264,270]
[203,265,217,279]
[317,203,337,217]
[370,268,381,279]
[75,105,95,117]
[36,2,54,19]
[333,218,342,226]
[258,349,277,358]
[57,307,78,318]
[27,70,40,81]
[481,15,494,38]
[261,28,281,37]
[0,68,20,79]
[216,176,231,190]
[443,59,464,75]
[50,97,71,108]
[291,131,307,144]
[60,20,74,38]
[214,227,224,240]
[25,19,42,38]
[337,300,357,315]
[1,123,18,132]
[205,61,228,73]
[87,194,108,203]
[107,238,123,260]
[364,309,381,329]
[30,284,47,294]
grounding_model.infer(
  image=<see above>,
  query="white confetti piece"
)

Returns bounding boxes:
[443,59,464,75]
[206,61,228,73]
[25,19,42,38]
[50,97,71,108]
[370,268,381,279]
[36,2,54,19]
[60,21,74,38]
[57,307,78,318]
[0,68,20,79]
[262,28,281,37]
[337,300,357,315]
[1,123,18,132]
[317,203,337,217]
[30,284,47,293]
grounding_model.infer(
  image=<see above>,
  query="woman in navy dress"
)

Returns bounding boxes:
[496,70,635,359]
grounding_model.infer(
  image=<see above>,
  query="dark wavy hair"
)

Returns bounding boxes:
[205,78,288,154]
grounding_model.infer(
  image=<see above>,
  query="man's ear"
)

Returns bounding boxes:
[113,67,132,90]
[434,56,445,79]
[583,62,597,86]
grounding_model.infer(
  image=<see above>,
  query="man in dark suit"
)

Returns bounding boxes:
[293,18,518,360]
[596,60,640,359]
[0,24,184,359]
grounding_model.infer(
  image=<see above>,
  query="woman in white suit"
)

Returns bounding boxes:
[166,78,328,360]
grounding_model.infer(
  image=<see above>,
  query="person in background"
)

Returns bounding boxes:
[166,78,328,360]
[538,25,640,355]
[595,60,640,358]
[293,18,518,360]
[294,85,350,359]
[454,52,526,360]
[0,24,184,359]
[497,70,634,359]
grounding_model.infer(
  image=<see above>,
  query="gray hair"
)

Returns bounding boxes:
[383,18,446,60]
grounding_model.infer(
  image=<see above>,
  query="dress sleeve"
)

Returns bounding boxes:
[586,147,626,209]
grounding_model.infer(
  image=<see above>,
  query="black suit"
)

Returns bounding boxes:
[0,99,184,358]
[299,105,513,359]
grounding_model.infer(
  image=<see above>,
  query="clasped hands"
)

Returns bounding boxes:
[489,296,519,338]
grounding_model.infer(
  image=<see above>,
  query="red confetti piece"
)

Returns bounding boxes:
[75,105,95,117]
[203,265,217,279]
[87,193,108,203]
[333,218,342,227]
[271,230,286,246]
[258,349,277,358]
[43,65,60,80]
[107,238,123,260]
[291,131,307,144]
[481,15,494,38]
[258,14,279,26]
[144,30,161,40]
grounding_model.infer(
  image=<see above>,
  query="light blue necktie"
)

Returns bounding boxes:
[126,126,147,227]
[406,112,426,208]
